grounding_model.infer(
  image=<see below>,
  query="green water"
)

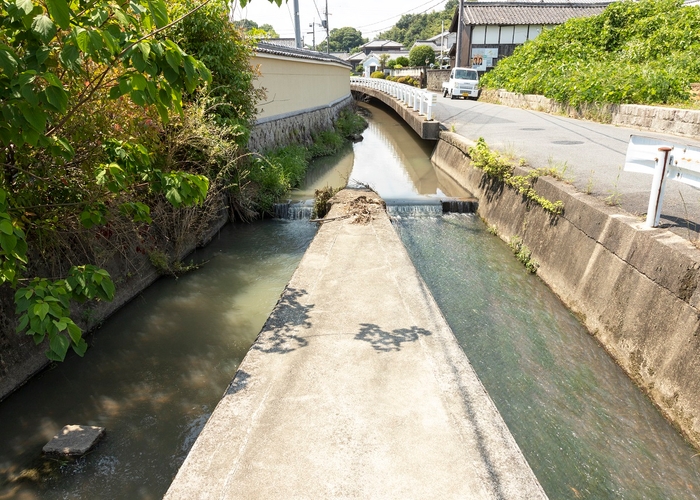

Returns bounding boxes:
[0,220,316,499]
[395,214,700,499]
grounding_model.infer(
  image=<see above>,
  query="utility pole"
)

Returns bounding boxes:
[456,0,464,67]
[440,19,444,67]
[324,0,330,54]
[293,0,302,49]
[308,20,316,51]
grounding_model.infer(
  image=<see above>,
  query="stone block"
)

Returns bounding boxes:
[43,425,105,456]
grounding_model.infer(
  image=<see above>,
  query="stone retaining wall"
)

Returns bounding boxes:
[432,131,700,450]
[427,69,450,93]
[248,95,354,152]
[484,89,700,139]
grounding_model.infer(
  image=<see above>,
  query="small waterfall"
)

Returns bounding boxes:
[385,199,443,217]
[441,198,478,214]
[385,197,478,217]
[273,200,315,220]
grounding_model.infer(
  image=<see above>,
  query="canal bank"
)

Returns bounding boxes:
[432,131,700,451]
[165,189,546,499]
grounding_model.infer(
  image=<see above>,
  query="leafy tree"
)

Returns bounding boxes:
[318,26,366,53]
[378,1,456,48]
[170,0,263,144]
[233,19,279,37]
[409,45,436,67]
[395,56,409,67]
[0,0,281,362]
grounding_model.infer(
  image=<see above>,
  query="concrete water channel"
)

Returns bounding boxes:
[1,102,700,498]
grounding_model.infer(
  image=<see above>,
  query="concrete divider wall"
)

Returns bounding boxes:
[485,89,700,139]
[432,131,700,449]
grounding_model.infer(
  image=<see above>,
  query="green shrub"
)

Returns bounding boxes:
[481,0,700,106]
[409,45,436,67]
[371,71,386,79]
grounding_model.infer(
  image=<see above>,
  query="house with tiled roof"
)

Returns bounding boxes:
[358,40,404,55]
[449,1,613,71]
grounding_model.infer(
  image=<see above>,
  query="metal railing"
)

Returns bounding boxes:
[350,77,438,121]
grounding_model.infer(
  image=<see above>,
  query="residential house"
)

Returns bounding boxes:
[358,40,404,55]
[360,51,411,77]
[449,1,612,71]
[411,31,457,66]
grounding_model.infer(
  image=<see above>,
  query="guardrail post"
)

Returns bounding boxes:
[646,147,673,228]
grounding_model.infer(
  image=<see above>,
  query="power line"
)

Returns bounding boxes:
[355,0,448,30]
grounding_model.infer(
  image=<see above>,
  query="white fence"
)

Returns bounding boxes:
[350,77,438,121]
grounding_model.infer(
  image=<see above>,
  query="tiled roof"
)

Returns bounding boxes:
[360,40,404,49]
[461,2,610,25]
[255,42,352,67]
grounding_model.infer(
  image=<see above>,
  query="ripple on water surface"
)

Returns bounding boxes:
[395,213,700,499]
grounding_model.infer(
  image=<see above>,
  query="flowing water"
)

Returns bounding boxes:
[1,101,700,498]
[393,214,700,498]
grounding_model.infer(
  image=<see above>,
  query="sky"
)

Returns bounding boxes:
[230,0,453,46]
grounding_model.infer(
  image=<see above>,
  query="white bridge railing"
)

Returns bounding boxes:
[350,77,438,121]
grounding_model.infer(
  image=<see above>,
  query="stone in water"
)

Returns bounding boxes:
[43,425,105,456]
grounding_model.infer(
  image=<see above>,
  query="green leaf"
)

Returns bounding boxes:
[100,278,115,300]
[16,314,29,333]
[0,47,18,76]
[76,28,90,52]
[31,15,57,43]
[0,232,17,253]
[45,0,71,29]
[48,333,70,360]
[20,105,47,133]
[131,73,147,91]
[165,48,181,72]
[72,338,88,357]
[59,44,80,72]
[66,321,82,344]
[35,302,50,321]
[147,0,169,29]
[0,220,13,235]
[45,86,68,113]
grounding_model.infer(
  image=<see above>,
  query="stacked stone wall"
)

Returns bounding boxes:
[248,95,354,153]
[482,89,700,139]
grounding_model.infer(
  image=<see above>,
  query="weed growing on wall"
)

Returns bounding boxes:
[509,236,539,273]
[468,138,564,215]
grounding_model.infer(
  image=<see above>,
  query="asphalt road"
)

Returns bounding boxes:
[431,95,700,238]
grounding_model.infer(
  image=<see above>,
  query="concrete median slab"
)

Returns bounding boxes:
[165,189,546,499]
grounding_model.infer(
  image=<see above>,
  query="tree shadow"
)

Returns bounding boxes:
[252,288,313,354]
[355,323,432,352]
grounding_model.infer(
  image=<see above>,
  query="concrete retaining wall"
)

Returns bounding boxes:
[0,201,230,401]
[432,131,700,450]
[484,89,700,139]
[248,95,353,152]
[350,85,440,140]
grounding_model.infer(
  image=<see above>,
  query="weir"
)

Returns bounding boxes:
[165,189,546,499]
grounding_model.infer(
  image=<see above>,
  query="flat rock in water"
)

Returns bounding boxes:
[43,425,105,456]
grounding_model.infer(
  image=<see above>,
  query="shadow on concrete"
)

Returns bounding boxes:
[253,288,313,354]
[355,323,432,352]
[226,370,251,396]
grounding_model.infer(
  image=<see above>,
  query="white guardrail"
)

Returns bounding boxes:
[625,135,700,228]
[350,77,438,121]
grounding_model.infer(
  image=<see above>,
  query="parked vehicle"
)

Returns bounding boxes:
[442,68,480,100]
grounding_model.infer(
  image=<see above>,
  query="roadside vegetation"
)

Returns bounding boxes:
[481,0,700,106]
[0,0,363,363]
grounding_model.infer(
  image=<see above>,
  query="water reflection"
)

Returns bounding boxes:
[0,220,316,499]
[395,214,700,499]
[289,103,473,203]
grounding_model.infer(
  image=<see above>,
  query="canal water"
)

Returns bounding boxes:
[1,101,699,498]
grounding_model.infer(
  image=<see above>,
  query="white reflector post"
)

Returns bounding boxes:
[646,148,672,228]
[625,135,700,228]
